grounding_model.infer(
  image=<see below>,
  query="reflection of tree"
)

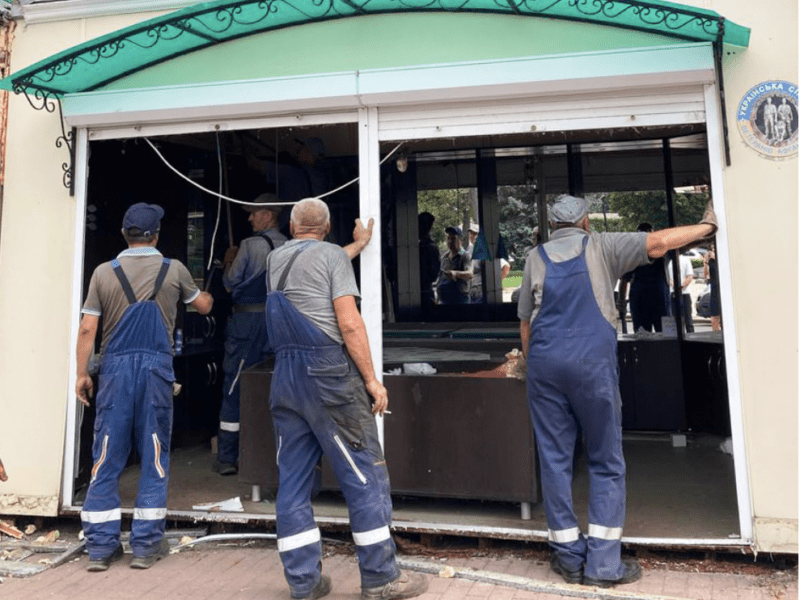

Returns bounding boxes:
[418,189,476,248]
[498,185,538,270]
[605,190,708,231]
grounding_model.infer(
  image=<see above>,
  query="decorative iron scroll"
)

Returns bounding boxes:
[12,81,74,192]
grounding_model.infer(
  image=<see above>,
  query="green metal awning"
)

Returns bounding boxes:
[1,0,750,101]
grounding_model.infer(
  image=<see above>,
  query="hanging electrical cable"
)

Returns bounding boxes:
[143,137,405,207]
[206,131,225,271]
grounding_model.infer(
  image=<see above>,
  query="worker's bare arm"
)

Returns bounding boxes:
[76,314,100,406]
[520,319,531,360]
[646,224,714,258]
[334,294,388,415]
[190,291,214,315]
[646,200,717,259]
[343,218,374,259]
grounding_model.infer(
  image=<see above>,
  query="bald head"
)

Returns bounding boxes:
[290,198,331,239]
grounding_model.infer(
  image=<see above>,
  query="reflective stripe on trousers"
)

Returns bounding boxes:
[81,299,174,560]
[266,289,398,597]
[527,238,627,581]
[218,311,270,464]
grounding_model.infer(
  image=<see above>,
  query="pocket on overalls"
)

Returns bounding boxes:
[93,373,117,434]
[146,365,175,476]
[307,362,357,406]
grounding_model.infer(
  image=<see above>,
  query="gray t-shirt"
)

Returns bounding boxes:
[267,238,360,345]
[82,247,201,354]
[222,227,287,298]
[517,228,649,327]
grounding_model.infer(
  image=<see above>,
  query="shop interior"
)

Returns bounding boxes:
[74,120,738,543]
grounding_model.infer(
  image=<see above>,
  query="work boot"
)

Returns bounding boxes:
[130,538,170,570]
[212,456,238,476]
[86,543,123,572]
[293,574,331,599]
[582,558,642,588]
[549,554,583,584]
[361,571,428,600]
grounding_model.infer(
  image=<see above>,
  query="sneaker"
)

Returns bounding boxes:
[583,558,642,588]
[293,574,331,599]
[550,554,583,584]
[212,457,238,476]
[130,538,170,570]
[86,544,123,572]
[361,571,428,600]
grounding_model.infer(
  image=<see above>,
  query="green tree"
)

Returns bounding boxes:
[498,185,538,271]
[606,191,709,231]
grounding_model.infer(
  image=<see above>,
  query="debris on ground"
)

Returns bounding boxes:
[0,520,23,540]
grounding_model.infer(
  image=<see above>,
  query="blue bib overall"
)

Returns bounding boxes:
[527,238,627,581]
[265,242,398,598]
[218,234,275,465]
[81,259,175,560]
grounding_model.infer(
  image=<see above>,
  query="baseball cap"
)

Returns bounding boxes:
[245,193,282,213]
[550,195,588,224]
[468,223,479,233]
[445,226,462,236]
[122,203,164,235]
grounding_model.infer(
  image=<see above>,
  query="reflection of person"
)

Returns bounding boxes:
[668,253,695,333]
[704,244,722,331]
[264,198,428,600]
[264,137,330,201]
[436,226,472,304]
[617,223,670,333]
[76,203,213,572]
[215,194,288,476]
[518,194,717,588]
[500,258,512,279]
[467,223,483,303]
[418,212,440,310]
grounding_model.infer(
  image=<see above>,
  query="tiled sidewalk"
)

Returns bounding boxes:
[0,544,794,600]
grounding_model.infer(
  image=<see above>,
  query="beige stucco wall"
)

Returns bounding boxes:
[710,0,798,553]
[0,12,167,515]
[0,2,796,553]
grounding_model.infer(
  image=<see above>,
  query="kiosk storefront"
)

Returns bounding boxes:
[0,0,795,555]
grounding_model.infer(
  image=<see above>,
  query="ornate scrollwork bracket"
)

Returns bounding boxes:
[12,81,75,194]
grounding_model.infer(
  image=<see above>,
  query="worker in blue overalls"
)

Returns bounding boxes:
[76,203,214,572]
[215,194,288,475]
[264,198,428,600]
[518,195,717,588]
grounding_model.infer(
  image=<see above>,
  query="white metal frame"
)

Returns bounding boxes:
[703,82,754,543]
[61,59,753,548]
[63,128,90,510]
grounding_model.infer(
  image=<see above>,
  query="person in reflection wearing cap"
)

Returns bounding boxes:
[518,194,717,588]
[76,203,214,572]
[214,194,289,475]
[435,226,472,304]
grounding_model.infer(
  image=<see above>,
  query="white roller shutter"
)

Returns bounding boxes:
[377,85,706,142]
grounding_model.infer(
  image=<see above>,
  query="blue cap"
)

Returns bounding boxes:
[445,226,462,236]
[122,203,164,235]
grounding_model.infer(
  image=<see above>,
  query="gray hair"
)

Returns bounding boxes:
[290,198,330,235]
